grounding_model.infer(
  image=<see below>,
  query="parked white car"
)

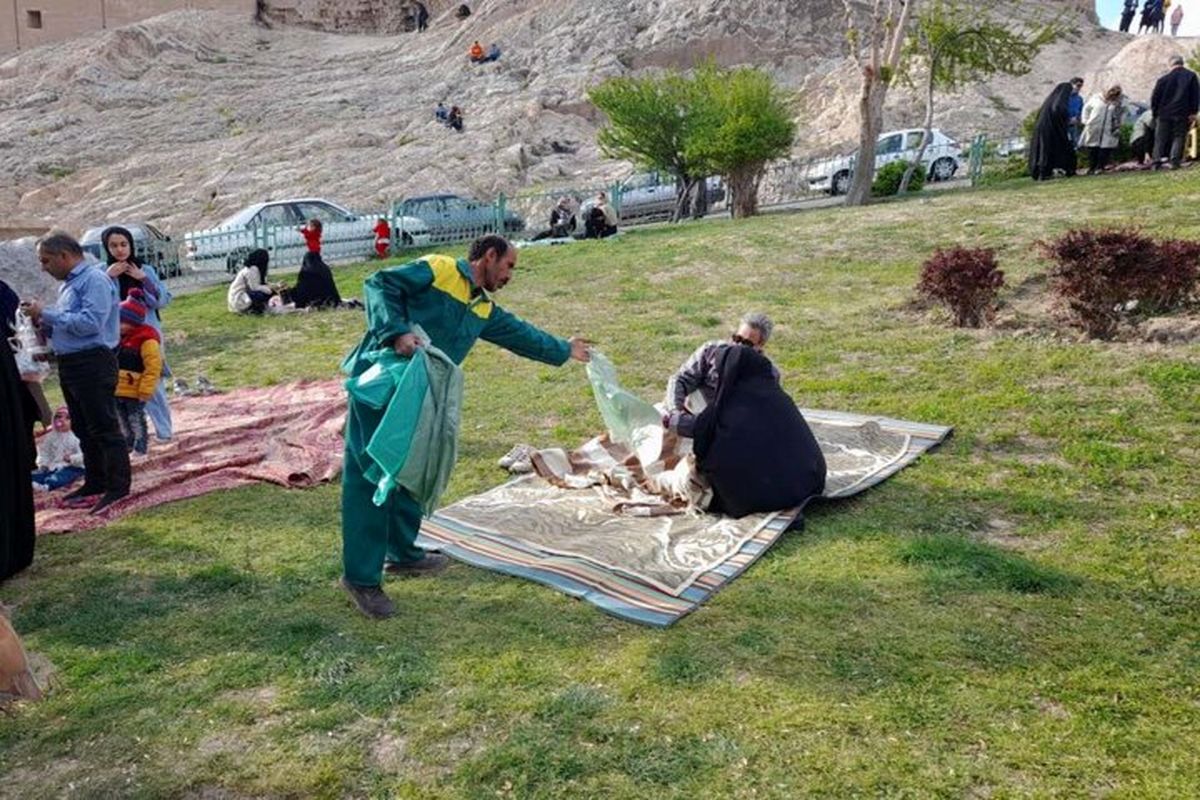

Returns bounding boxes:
[806,128,965,195]
[184,198,430,273]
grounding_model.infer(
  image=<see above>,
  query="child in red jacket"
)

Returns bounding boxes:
[373,218,391,259]
[300,218,323,254]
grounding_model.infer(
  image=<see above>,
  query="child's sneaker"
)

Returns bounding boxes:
[497,444,534,470]
[173,378,191,396]
[196,375,219,395]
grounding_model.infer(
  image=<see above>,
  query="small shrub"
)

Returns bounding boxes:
[917,246,1005,327]
[976,153,1029,187]
[871,160,925,197]
[1038,228,1200,338]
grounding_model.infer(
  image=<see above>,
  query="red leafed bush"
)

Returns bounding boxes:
[916,246,1005,327]
[1038,228,1200,339]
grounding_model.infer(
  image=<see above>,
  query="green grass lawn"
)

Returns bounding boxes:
[4,172,1200,798]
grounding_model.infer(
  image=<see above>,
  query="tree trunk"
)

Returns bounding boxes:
[672,176,697,222]
[689,178,709,219]
[899,65,937,195]
[844,69,887,206]
[727,163,765,219]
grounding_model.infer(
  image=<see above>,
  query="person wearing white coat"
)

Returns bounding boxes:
[1080,86,1126,174]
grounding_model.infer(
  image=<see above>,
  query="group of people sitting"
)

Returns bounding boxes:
[1028,55,1199,180]
[434,102,465,132]
[227,219,358,315]
[530,193,620,241]
[467,40,501,64]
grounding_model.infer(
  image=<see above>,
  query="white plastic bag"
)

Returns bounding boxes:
[10,309,50,381]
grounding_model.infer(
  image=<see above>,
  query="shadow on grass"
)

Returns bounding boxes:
[898,534,1077,596]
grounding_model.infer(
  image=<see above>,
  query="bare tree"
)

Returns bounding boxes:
[841,0,918,206]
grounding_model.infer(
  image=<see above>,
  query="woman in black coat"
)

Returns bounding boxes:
[693,344,826,518]
[1028,83,1078,181]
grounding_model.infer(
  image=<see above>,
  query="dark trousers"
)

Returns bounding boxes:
[1154,117,1190,168]
[1087,147,1112,172]
[58,348,130,495]
[248,289,272,315]
[116,397,149,455]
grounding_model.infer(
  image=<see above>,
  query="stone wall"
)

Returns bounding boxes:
[0,0,254,53]
[258,0,454,34]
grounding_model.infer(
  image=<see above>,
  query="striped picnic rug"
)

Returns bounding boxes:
[417,409,952,627]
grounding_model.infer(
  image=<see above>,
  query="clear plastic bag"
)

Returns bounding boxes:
[10,309,50,381]
[585,351,664,465]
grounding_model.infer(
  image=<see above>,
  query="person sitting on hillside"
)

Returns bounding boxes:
[468,41,485,62]
[584,192,619,239]
[483,43,501,62]
[448,105,464,132]
[434,102,449,124]
[664,313,780,438]
[455,4,471,19]
[227,249,279,315]
[413,1,429,32]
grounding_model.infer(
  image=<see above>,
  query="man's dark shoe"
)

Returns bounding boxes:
[63,484,102,503]
[89,490,129,515]
[384,552,450,577]
[340,579,395,619]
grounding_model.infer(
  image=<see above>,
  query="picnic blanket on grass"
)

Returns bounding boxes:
[418,409,951,627]
[35,380,345,534]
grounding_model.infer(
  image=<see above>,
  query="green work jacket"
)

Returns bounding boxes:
[341,254,570,378]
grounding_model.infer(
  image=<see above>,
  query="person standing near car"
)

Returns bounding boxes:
[21,231,131,515]
[1151,54,1200,170]
[102,226,174,443]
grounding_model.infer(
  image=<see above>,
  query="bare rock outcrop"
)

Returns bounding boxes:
[0,0,1179,237]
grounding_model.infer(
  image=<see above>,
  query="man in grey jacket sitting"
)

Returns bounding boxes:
[664,312,779,437]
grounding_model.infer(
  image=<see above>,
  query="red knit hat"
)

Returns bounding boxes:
[120,288,148,325]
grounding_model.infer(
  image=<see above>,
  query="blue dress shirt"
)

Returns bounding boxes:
[41,258,119,355]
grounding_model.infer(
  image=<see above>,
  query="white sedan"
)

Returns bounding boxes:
[184,198,430,273]
[807,128,965,195]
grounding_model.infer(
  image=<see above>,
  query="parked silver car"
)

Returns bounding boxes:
[578,173,726,223]
[80,222,183,278]
[807,128,964,195]
[184,198,430,273]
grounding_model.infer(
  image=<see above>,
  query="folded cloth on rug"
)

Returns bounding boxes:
[694,345,826,518]
[34,380,346,534]
[419,409,952,625]
[354,342,463,516]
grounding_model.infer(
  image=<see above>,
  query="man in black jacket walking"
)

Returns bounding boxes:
[1151,54,1200,170]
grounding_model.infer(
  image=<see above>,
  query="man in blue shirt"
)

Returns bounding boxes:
[21,231,130,514]
[1067,77,1085,146]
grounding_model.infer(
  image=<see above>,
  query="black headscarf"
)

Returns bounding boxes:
[1028,83,1077,180]
[0,279,19,339]
[244,249,270,284]
[101,225,145,300]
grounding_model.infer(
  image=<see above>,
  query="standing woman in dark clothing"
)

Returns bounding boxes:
[1029,83,1078,181]
[102,226,174,442]
[1,338,36,579]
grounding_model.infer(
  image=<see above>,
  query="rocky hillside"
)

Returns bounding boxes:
[0,0,1189,235]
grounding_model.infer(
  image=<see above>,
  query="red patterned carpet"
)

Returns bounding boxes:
[35,380,346,534]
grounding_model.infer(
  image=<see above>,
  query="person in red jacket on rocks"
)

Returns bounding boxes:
[373,218,391,259]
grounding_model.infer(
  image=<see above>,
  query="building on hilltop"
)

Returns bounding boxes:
[0,0,254,54]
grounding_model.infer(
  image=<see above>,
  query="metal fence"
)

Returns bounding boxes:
[164,131,1027,290]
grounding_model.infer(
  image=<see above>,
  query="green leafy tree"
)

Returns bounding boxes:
[686,64,796,218]
[588,73,709,222]
[898,0,1065,193]
[589,63,796,221]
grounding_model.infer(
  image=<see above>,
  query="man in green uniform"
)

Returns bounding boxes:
[340,234,591,619]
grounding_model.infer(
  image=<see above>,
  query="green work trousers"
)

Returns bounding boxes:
[341,395,427,587]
